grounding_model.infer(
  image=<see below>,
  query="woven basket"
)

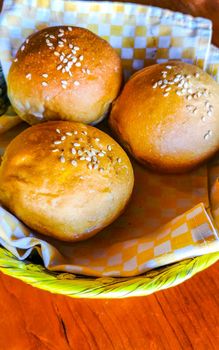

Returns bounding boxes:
[0,64,219,298]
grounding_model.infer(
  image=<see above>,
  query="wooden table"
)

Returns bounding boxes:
[0,1,219,349]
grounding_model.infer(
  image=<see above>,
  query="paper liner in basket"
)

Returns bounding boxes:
[0,0,219,277]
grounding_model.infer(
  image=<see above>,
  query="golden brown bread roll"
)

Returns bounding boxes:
[109,61,219,173]
[8,26,122,125]
[0,121,134,241]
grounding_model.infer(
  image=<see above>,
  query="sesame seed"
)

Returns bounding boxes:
[181,88,186,94]
[158,80,162,86]
[61,80,67,85]
[49,35,55,39]
[60,156,65,163]
[42,73,48,78]
[54,140,62,145]
[26,73,31,80]
[74,46,80,51]
[82,131,87,135]
[59,28,64,33]
[93,164,98,170]
[61,136,66,141]
[63,58,68,64]
[75,62,81,67]
[26,39,29,44]
[79,55,84,61]
[207,111,212,117]
[68,26,72,31]
[195,73,200,78]
[69,71,73,77]
[67,53,72,59]
[99,167,104,173]
[176,91,181,96]
[77,150,82,156]
[163,92,169,97]
[183,82,189,89]
[86,69,91,74]
[69,44,73,49]
[72,50,77,55]
[80,156,85,161]
[42,81,48,87]
[61,38,67,43]
[61,68,66,73]
[14,58,18,62]
[88,163,93,170]
[86,156,91,161]
[61,84,66,89]
[161,84,166,89]
[58,33,64,37]
[73,131,78,135]
[107,145,112,151]
[165,87,171,92]
[52,149,59,152]
[21,45,25,51]
[56,128,61,134]
[73,143,80,147]
[57,64,62,70]
[161,71,167,75]
[197,91,202,97]
[186,95,192,100]
[98,152,104,157]
[187,88,193,94]
[71,148,76,155]
[47,43,53,47]
[74,81,80,86]
[95,138,100,142]
[45,34,49,37]
[117,157,122,163]
[201,116,206,122]
[152,82,158,89]
[66,132,72,136]
[71,160,77,167]
[92,156,97,162]
[166,65,172,69]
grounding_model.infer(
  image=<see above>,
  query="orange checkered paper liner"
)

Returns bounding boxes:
[0,0,219,277]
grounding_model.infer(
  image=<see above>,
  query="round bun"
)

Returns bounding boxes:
[0,121,134,241]
[109,61,219,173]
[8,26,122,125]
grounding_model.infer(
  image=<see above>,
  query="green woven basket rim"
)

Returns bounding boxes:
[0,248,218,298]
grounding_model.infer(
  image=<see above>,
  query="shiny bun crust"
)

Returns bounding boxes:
[109,61,219,173]
[0,121,134,241]
[8,26,122,125]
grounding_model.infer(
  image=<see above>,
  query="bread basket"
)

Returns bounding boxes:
[1,60,219,298]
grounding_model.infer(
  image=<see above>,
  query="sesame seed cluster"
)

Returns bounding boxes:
[51,127,122,172]
[18,27,91,89]
[152,64,214,141]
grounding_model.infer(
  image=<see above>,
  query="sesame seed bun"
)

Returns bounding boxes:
[109,61,219,173]
[7,26,122,125]
[0,121,134,242]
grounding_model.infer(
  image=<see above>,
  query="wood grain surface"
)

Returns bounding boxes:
[0,1,219,349]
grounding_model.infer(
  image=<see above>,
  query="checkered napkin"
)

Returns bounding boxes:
[0,0,219,277]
